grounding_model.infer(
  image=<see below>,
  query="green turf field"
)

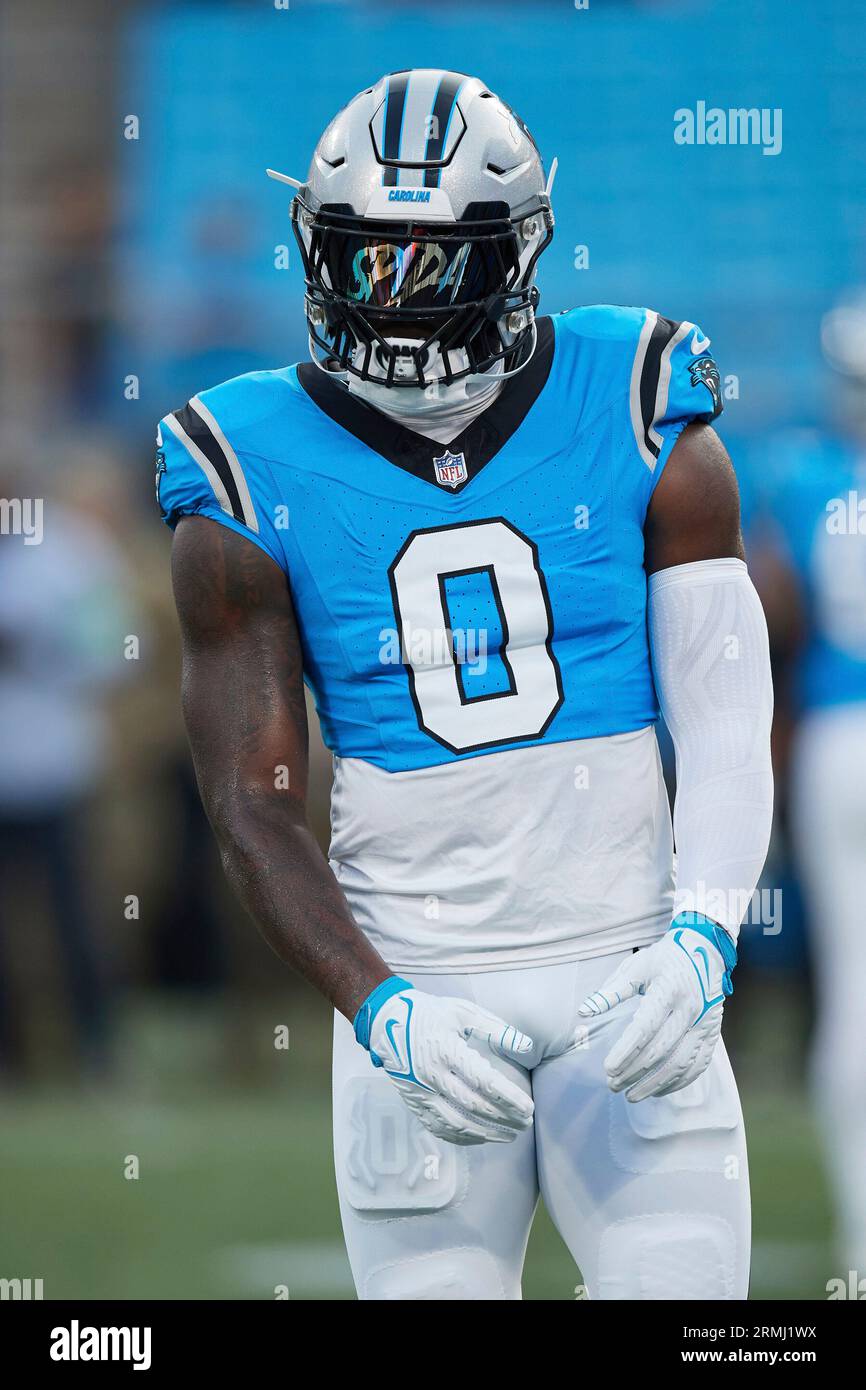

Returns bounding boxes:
[0,993,836,1301]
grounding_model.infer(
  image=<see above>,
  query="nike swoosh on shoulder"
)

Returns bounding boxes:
[691,328,711,354]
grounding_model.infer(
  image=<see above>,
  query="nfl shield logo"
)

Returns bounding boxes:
[432,450,468,489]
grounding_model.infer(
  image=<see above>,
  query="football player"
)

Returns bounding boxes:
[752,294,866,1276]
[159,71,774,1300]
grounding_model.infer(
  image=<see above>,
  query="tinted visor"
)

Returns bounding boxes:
[318,223,518,312]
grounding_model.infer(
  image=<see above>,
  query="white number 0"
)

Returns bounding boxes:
[388,519,563,753]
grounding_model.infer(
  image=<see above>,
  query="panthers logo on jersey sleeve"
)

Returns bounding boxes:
[688,355,722,414]
[626,310,723,473]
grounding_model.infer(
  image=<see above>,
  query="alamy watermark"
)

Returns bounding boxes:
[0,497,43,545]
[50,1322,151,1370]
[0,1277,43,1299]
[826,491,866,534]
[675,102,782,157]
[675,882,783,935]
[379,624,489,675]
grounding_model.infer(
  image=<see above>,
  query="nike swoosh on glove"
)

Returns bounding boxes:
[354,977,535,1145]
[577,914,737,1103]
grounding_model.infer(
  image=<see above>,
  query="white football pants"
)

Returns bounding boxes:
[791,704,866,1270]
[332,948,750,1299]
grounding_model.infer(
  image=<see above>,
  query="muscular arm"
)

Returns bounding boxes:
[171,515,391,1019]
[644,420,745,572]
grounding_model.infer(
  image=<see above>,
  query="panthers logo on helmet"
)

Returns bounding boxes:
[688,355,722,413]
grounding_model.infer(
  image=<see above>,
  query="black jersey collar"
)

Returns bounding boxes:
[296,317,555,495]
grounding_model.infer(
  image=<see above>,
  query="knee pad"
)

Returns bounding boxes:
[596,1213,739,1300]
[362,1248,508,1300]
[336,1075,466,1216]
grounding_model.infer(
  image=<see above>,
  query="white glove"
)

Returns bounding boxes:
[355,977,535,1145]
[577,917,737,1103]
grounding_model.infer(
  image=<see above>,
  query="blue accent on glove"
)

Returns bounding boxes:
[671,911,737,997]
[353,976,414,1066]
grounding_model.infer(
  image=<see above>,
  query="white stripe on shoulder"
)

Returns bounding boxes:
[160,411,235,519]
[189,394,260,533]
[629,309,659,471]
[648,318,694,457]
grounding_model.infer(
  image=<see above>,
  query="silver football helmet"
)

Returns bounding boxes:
[269,70,555,389]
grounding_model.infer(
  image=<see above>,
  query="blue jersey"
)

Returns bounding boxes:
[763,431,866,713]
[158,306,722,773]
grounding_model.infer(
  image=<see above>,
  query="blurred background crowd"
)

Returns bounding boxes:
[1,0,865,1299]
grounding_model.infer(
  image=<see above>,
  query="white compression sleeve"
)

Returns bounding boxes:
[648,557,774,940]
